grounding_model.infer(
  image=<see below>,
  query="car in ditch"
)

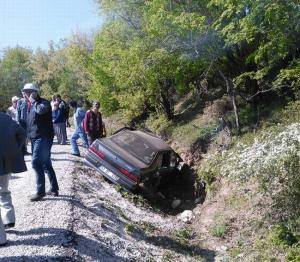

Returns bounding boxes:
[84,127,185,192]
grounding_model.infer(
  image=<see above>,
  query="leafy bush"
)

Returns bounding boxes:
[268,225,299,248]
[281,100,300,125]
[285,245,300,262]
[197,154,223,192]
[145,114,171,134]
[175,227,192,243]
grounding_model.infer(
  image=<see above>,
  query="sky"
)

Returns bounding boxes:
[0,0,103,50]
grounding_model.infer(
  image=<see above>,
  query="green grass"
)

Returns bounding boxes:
[171,121,219,145]
[162,251,175,262]
[210,224,227,238]
[175,227,192,243]
[139,221,157,234]
[124,223,136,234]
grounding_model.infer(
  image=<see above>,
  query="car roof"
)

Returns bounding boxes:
[131,130,172,151]
[101,129,171,169]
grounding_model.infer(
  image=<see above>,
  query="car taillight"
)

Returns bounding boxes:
[90,146,105,159]
[120,168,139,183]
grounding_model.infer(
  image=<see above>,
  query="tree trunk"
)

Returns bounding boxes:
[159,79,174,120]
[160,90,174,120]
[218,69,241,135]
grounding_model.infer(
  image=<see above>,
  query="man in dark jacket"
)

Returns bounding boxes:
[0,112,27,245]
[23,83,59,201]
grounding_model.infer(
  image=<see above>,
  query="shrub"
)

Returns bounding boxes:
[145,114,171,134]
[175,227,192,243]
[268,225,298,248]
[281,100,300,124]
[197,153,223,192]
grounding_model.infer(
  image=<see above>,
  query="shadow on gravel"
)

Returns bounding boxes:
[51,151,71,155]
[6,228,129,262]
[10,175,22,180]
[0,256,75,262]
[51,158,80,164]
[127,226,216,262]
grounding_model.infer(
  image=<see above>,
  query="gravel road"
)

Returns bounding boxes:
[0,138,215,262]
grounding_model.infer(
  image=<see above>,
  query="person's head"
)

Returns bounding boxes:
[92,101,100,111]
[56,94,61,102]
[22,83,39,100]
[53,101,59,110]
[11,96,19,107]
[69,100,78,109]
[52,95,57,101]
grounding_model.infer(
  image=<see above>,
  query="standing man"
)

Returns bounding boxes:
[0,112,27,245]
[16,92,30,155]
[7,96,19,121]
[56,94,70,141]
[69,100,89,157]
[83,101,106,145]
[23,83,59,201]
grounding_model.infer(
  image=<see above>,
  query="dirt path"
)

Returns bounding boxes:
[0,139,216,261]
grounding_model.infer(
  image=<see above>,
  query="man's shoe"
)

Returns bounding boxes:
[4,223,15,229]
[71,153,80,157]
[46,190,59,197]
[30,193,46,202]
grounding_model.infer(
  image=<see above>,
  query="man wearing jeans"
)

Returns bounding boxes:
[23,83,59,201]
[69,100,89,157]
[0,112,27,245]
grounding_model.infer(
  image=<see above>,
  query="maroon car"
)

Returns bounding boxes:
[85,128,184,192]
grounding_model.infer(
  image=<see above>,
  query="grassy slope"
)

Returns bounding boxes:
[145,99,300,262]
[104,97,300,261]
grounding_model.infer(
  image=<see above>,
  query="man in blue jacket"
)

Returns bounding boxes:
[23,83,59,201]
[0,112,27,245]
[69,100,89,157]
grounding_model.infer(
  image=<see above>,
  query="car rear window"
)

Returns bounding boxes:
[111,131,156,164]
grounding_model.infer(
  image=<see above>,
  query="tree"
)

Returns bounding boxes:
[0,47,33,111]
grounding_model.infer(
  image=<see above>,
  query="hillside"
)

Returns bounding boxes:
[103,98,300,262]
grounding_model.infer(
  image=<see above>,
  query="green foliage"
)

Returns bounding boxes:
[145,114,171,134]
[175,227,192,243]
[0,47,33,111]
[210,224,227,238]
[253,220,300,262]
[172,121,220,146]
[281,100,300,124]
[286,245,300,262]
[197,154,223,191]
[267,225,299,248]
[124,223,135,234]
[139,222,156,234]
[119,188,146,207]
[31,38,91,102]
[162,251,175,262]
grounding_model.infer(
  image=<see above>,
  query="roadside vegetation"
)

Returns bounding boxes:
[196,101,300,261]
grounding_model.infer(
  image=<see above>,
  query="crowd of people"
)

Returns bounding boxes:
[0,82,106,246]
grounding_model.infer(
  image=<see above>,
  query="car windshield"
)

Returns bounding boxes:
[111,131,157,164]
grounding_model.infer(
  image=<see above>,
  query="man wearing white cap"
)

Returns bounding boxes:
[22,83,59,201]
